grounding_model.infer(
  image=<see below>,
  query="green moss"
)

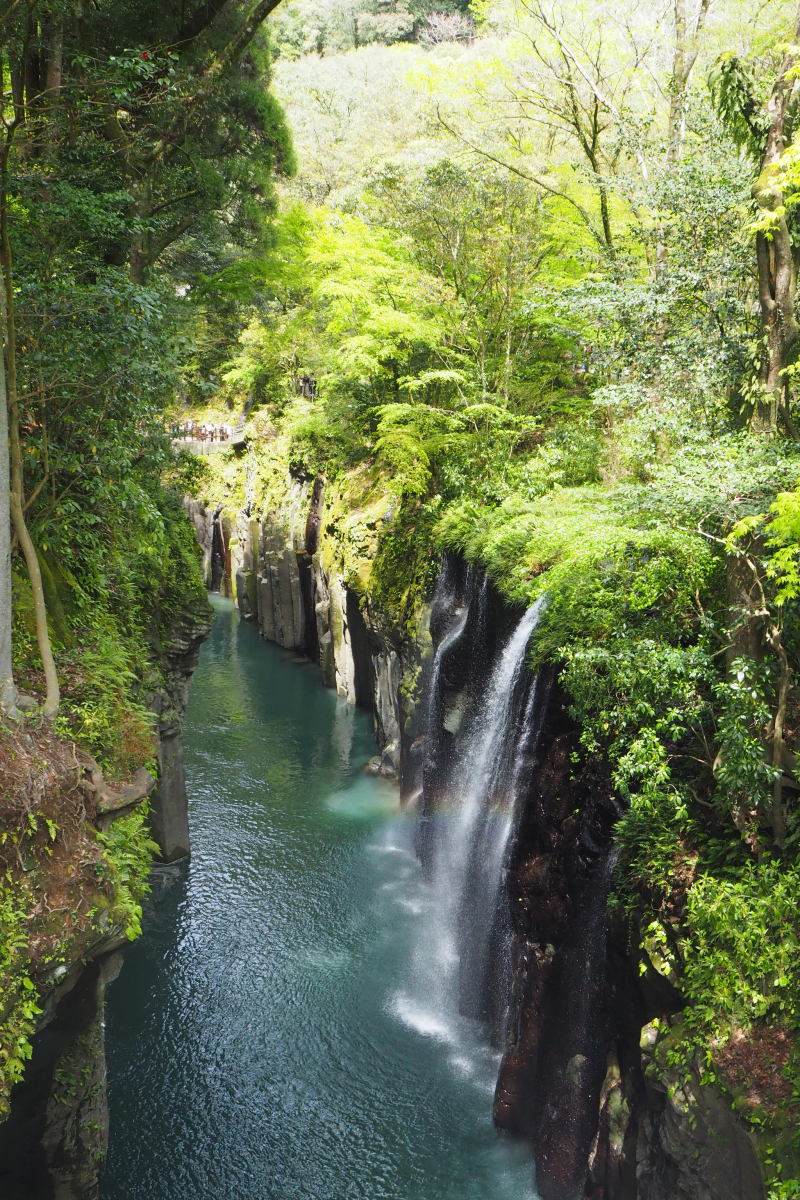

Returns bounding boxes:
[368,497,441,637]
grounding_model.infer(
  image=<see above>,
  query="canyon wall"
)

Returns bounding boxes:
[420,558,765,1200]
[193,473,409,782]
[147,595,213,861]
[187,473,764,1200]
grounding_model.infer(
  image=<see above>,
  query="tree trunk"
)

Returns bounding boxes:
[752,20,800,434]
[1,134,59,719]
[45,27,62,95]
[130,234,147,286]
[667,0,712,166]
[657,0,712,268]
[0,334,18,718]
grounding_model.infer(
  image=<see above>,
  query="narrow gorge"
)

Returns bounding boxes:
[3,0,800,1197]
[148,472,765,1200]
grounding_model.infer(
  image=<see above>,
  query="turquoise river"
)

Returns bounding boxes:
[100,596,538,1200]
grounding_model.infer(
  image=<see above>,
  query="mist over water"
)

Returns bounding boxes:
[101,597,538,1200]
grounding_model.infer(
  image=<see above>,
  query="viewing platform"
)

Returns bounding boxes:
[171,412,247,454]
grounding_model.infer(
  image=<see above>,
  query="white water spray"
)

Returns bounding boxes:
[393,596,547,1061]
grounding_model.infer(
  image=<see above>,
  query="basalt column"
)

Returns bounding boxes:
[0,953,124,1200]
[148,595,212,862]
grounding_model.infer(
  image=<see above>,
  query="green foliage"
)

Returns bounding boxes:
[439,486,714,636]
[95,807,160,941]
[373,399,538,499]
[0,778,157,1115]
[12,476,205,777]
[54,635,158,782]
[768,1182,800,1200]
[684,858,800,1032]
[0,883,42,1115]
[713,657,776,829]
[740,486,800,606]
[564,640,713,775]
[708,54,770,158]
[367,159,573,410]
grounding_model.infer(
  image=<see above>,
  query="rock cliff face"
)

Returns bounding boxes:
[633,1025,765,1200]
[221,472,407,779]
[0,949,124,1200]
[184,497,233,598]
[147,594,213,861]
[408,555,765,1200]
[0,731,148,1200]
[0,589,211,1197]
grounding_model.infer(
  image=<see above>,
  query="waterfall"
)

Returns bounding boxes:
[394,587,547,1060]
[447,599,546,1024]
[425,583,471,743]
[415,558,473,868]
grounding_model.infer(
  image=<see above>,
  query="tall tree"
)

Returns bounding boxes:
[711,8,800,435]
[668,0,715,163]
[0,0,291,718]
[0,48,58,718]
[0,345,18,718]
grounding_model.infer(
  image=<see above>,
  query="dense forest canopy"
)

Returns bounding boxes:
[7,0,800,1191]
[0,0,292,721]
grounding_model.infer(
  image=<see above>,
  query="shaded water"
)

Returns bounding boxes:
[101,597,538,1200]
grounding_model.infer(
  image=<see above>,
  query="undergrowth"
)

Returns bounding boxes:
[0,724,157,1116]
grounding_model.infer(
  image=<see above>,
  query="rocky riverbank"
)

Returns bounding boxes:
[0,591,211,1200]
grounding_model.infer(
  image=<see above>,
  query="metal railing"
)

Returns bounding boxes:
[171,421,232,443]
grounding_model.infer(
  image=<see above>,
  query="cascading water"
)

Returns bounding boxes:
[415,558,474,863]
[210,506,226,592]
[460,663,543,1034]
[425,571,472,749]
[448,599,546,1024]
[393,581,547,1068]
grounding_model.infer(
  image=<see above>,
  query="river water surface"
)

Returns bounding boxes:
[101,597,538,1200]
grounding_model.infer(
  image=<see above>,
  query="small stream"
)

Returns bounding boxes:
[101,597,538,1200]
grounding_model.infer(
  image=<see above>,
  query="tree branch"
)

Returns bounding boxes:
[147,0,282,166]
[172,0,232,51]
[434,105,606,248]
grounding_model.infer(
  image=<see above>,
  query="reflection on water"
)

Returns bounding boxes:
[331,698,356,766]
[102,596,537,1200]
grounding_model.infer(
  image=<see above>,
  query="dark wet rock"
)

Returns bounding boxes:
[148,592,212,862]
[630,1023,765,1200]
[235,568,258,621]
[0,952,123,1200]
